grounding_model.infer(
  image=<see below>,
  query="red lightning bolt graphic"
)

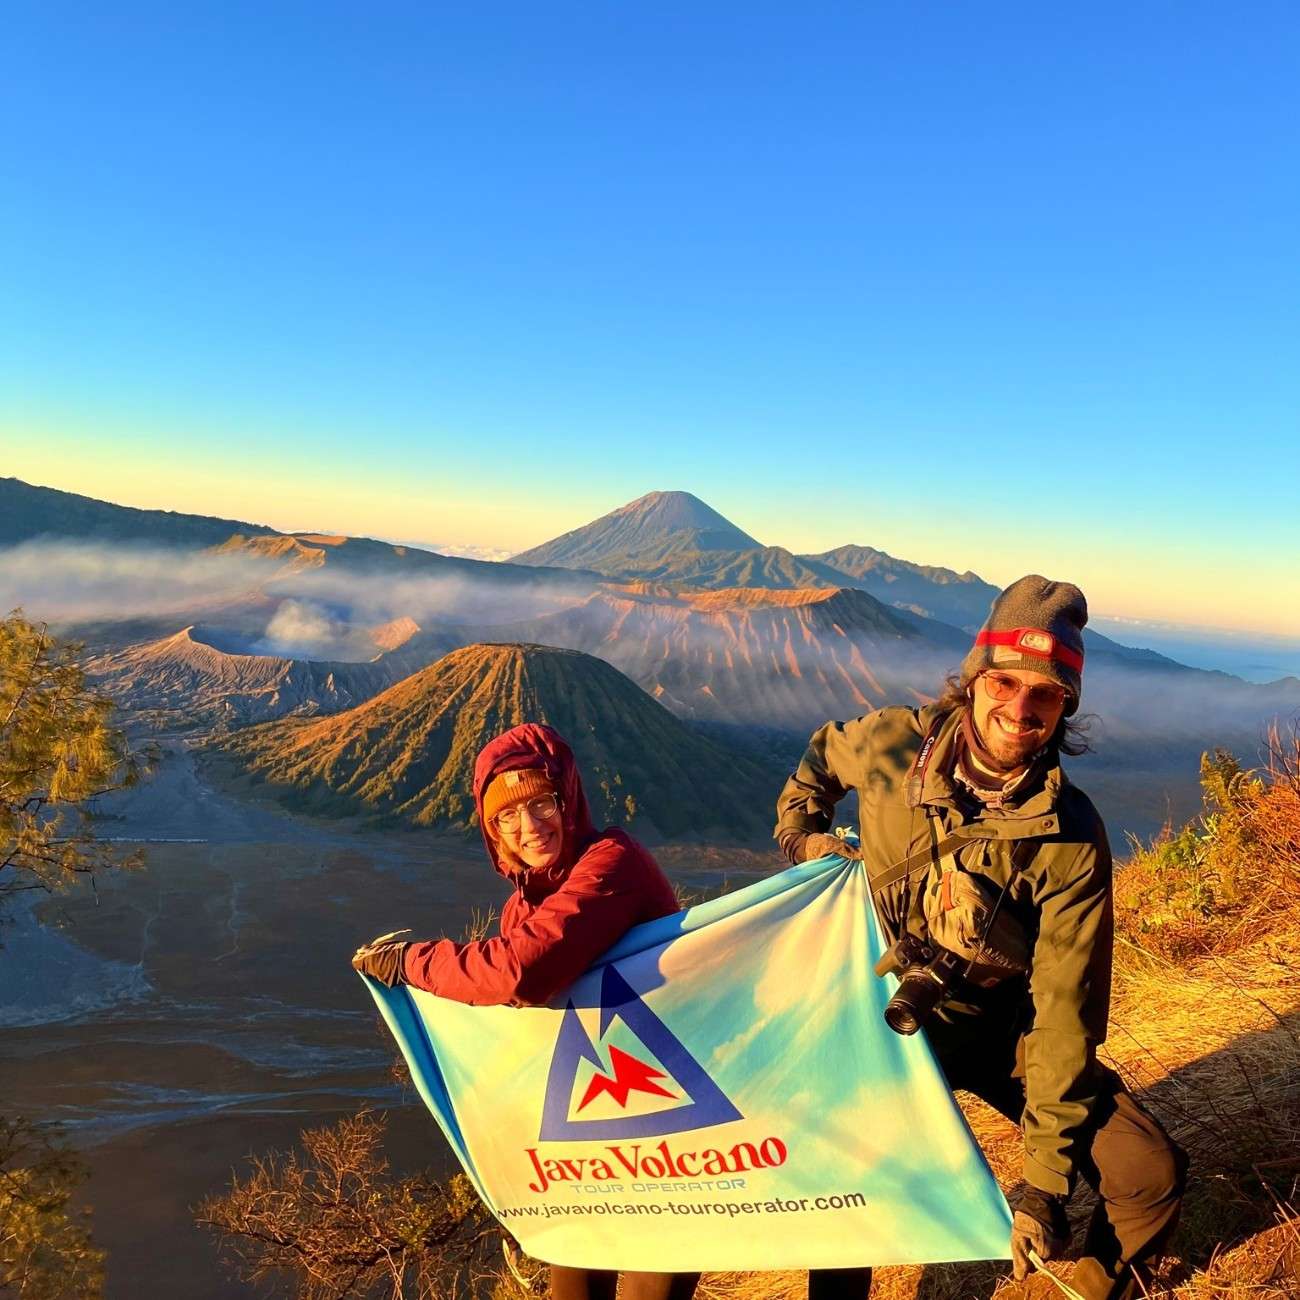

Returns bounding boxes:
[576,1045,678,1112]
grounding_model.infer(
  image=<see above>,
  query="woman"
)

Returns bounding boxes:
[352,722,698,1300]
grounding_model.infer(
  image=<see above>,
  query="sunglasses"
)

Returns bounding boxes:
[980,671,1068,709]
[493,794,561,832]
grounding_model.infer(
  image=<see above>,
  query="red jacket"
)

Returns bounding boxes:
[402,723,680,1006]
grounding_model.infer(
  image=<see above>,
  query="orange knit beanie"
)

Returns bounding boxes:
[482,768,556,825]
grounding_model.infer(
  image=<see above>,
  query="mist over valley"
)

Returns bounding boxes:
[6,476,1296,843]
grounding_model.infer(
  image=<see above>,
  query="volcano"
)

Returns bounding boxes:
[86,627,405,728]
[509,491,761,570]
[211,643,780,839]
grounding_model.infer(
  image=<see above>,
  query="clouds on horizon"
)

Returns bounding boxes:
[0,539,585,633]
[0,540,277,623]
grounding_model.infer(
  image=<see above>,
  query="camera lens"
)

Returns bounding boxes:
[883,965,950,1036]
[884,997,924,1036]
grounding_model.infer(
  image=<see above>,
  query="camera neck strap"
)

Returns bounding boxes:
[889,716,954,924]
[870,817,1040,898]
[904,716,945,809]
[969,835,1037,962]
[870,826,970,896]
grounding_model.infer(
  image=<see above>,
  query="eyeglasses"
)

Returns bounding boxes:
[980,672,1068,709]
[493,795,561,832]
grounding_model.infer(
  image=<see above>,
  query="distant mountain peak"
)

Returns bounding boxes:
[509,491,762,570]
[615,490,757,536]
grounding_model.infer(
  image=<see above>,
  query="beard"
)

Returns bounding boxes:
[980,709,1051,769]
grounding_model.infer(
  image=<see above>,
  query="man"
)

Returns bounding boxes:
[774,576,1186,1300]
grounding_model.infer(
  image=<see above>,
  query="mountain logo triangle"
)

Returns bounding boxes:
[539,966,742,1141]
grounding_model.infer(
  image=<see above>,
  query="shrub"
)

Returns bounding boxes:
[198,1111,497,1300]
[1114,728,1300,963]
[0,1114,103,1299]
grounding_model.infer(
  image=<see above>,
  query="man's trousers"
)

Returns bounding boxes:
[946,1056,1188,1298]
[808,1040,1187,1300]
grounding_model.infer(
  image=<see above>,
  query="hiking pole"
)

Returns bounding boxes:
[1028,1249,1088,1300]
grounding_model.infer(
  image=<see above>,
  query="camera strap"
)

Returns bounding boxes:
[968,836,1037,967]
[904,716,945,809]
[870,828,972,896]
[885,715,954,925]
[872,824,1039,893]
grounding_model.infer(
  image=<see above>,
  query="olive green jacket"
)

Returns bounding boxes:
[774,703,1113,1197]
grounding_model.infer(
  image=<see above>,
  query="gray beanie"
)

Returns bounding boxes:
[959,575,1088,714]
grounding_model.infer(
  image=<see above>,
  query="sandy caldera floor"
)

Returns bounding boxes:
[1,742,779,1299]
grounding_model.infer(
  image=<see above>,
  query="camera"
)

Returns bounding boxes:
[873,934,966,1036]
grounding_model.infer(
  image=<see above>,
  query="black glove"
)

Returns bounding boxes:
[1010,1186,1070,1281]
[799,832,862,862]
[352,930,411,988]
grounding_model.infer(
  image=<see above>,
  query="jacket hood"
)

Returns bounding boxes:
[473,723,598,878]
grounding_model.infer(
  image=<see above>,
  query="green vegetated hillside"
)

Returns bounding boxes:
[211,643,781,839]
[0,476,280,548]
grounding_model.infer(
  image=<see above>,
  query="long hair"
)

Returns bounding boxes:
[934,673,1094,758]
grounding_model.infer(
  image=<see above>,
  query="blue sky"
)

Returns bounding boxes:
[3,3,1298,633]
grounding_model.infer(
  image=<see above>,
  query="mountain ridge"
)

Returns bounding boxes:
[7,478,1259,686]
[506,488,1013,628]
[1,477,601,593]
[481,584,957,729]
[1,476,281,549]
[800,544,1000,628]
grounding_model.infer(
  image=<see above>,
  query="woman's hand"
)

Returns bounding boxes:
[352,930,412,987]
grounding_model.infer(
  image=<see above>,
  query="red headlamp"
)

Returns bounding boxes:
[974,627,1084,673]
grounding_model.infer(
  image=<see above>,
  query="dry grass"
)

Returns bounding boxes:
[1113,728,1300,964]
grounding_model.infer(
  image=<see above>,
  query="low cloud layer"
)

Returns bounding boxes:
[387,538,515,563]
[0,540,586,632]
[0,541,278,622]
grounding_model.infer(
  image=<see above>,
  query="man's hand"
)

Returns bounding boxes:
[1010,1188,1070,1281]
[800,832,862,862]
[352,930,412,988]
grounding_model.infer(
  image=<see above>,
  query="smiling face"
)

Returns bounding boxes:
[970,667,1069,770]
[493,795,565,872]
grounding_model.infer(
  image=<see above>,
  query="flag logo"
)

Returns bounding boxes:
[539,966,742,1140]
